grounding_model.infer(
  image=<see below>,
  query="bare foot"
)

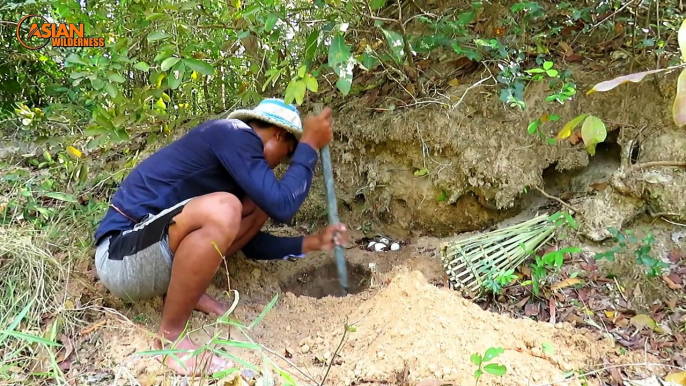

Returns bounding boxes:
[155,335,235,376]
[196,293,230,316]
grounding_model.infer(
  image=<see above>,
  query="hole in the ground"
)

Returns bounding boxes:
[281,261,372,299]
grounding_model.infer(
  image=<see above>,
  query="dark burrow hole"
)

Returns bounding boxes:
[280,261,372,299]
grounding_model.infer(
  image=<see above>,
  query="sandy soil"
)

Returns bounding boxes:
[72,231,659,386]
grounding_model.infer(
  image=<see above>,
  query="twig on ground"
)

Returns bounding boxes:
[320,324,351,386]
[626,161,686,174]
[534,363,685,386]
[260,345,320,385]
[534,187,581,214]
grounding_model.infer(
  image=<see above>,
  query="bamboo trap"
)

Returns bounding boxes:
[439,214,558,294]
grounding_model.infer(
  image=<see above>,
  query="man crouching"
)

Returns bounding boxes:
[93,99,348,375]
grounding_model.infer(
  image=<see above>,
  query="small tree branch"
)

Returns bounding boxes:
[534,187,581,214]
[626,161,686,174]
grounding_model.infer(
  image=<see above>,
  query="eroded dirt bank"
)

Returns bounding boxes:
[272,67,685,237]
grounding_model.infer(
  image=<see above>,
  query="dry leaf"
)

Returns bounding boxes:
[666,371,686,386]
[448,78,460,87]
[551,278,582,290]
[604,310,616,319]
[515,296,530,309]
[630,314,657,331]
[666,298,678,310]
[559,41,574,56]
[406,83,416,95]
[589,182,608,191]
[567,54,584,62]
[662,275,683,290]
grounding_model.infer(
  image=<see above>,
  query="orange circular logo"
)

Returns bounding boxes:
[16,15,50,50]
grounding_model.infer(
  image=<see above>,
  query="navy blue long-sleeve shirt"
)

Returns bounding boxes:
[94,118,318,260]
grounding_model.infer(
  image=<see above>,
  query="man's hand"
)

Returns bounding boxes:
[302,223,349,253]
[300,107,333,150]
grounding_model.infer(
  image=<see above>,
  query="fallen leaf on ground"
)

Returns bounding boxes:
[665,371,686,385]
[448,79,460,87]
[525,303,539,316]
[559,41,574,56]
[663,275,683,289]
[515,296,530,309]
[666,298,678,310]
[630,314,663,333]
[551,278,582,290]
[589,182,608,191]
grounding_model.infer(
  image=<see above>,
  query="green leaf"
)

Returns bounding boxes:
[474,369,483,380]
[183,58,215,76]
[107,73,126,83]
[361,52,380,70]
[526,68,546,74]
[0,330,62,347]
[556,113,588,139]
[298,65,306,78]
[134,61,150,72]
[370,0,385,10]
[527,119,540,134]
[542,342,554,355]
[70,72,87,79]
[304,30,320,67]
[294,79,306,104]
[85,127,110,136]
[580,115,606,155]
[104,82,118,98]
[95,113,114,130]
[180,1,197,10]
[65,53,87,65]
[44,191,78,203]
[161,57,180,71]
[414,168,429,177]
[212,340,261,349]
[483,347,504,362]
[328,33,352,67]
[546,69,559,77]
[336,76,352,96]
[154,98,166,110]
[678,19,686,63]
[90,77,104,90]
[284,79,298,104]
[168,61,185,90]
[543,61,554,70]
[483,363,507,376]
[470,353,482,366]
[147,31,171,42]
[673,68,686,127]
[249,294,278,329]
[265,14,278,31]
[305,75,318,92]
[112,115,128,128]
[111,129,130,142]
[381,28,405,64]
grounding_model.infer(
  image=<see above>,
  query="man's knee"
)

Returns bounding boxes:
[201,193,243,231]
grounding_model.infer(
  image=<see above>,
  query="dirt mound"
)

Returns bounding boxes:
[305,269,613,386]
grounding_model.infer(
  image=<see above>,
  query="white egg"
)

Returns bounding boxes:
[378,237,390,246]
[390,242,400,251]
[374,243,387,252]
[367,241,377,250]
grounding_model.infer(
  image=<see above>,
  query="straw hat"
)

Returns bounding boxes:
[227,98,303,140]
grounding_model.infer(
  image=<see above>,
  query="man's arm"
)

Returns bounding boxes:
[241,232,324,260]
[209,121,318,224]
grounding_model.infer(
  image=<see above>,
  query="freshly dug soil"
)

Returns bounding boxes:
[87,238,650,386]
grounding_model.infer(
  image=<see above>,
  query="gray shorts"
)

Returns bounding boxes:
[94,198,192,302]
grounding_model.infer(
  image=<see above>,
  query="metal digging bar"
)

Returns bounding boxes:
[314,103,349,294]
